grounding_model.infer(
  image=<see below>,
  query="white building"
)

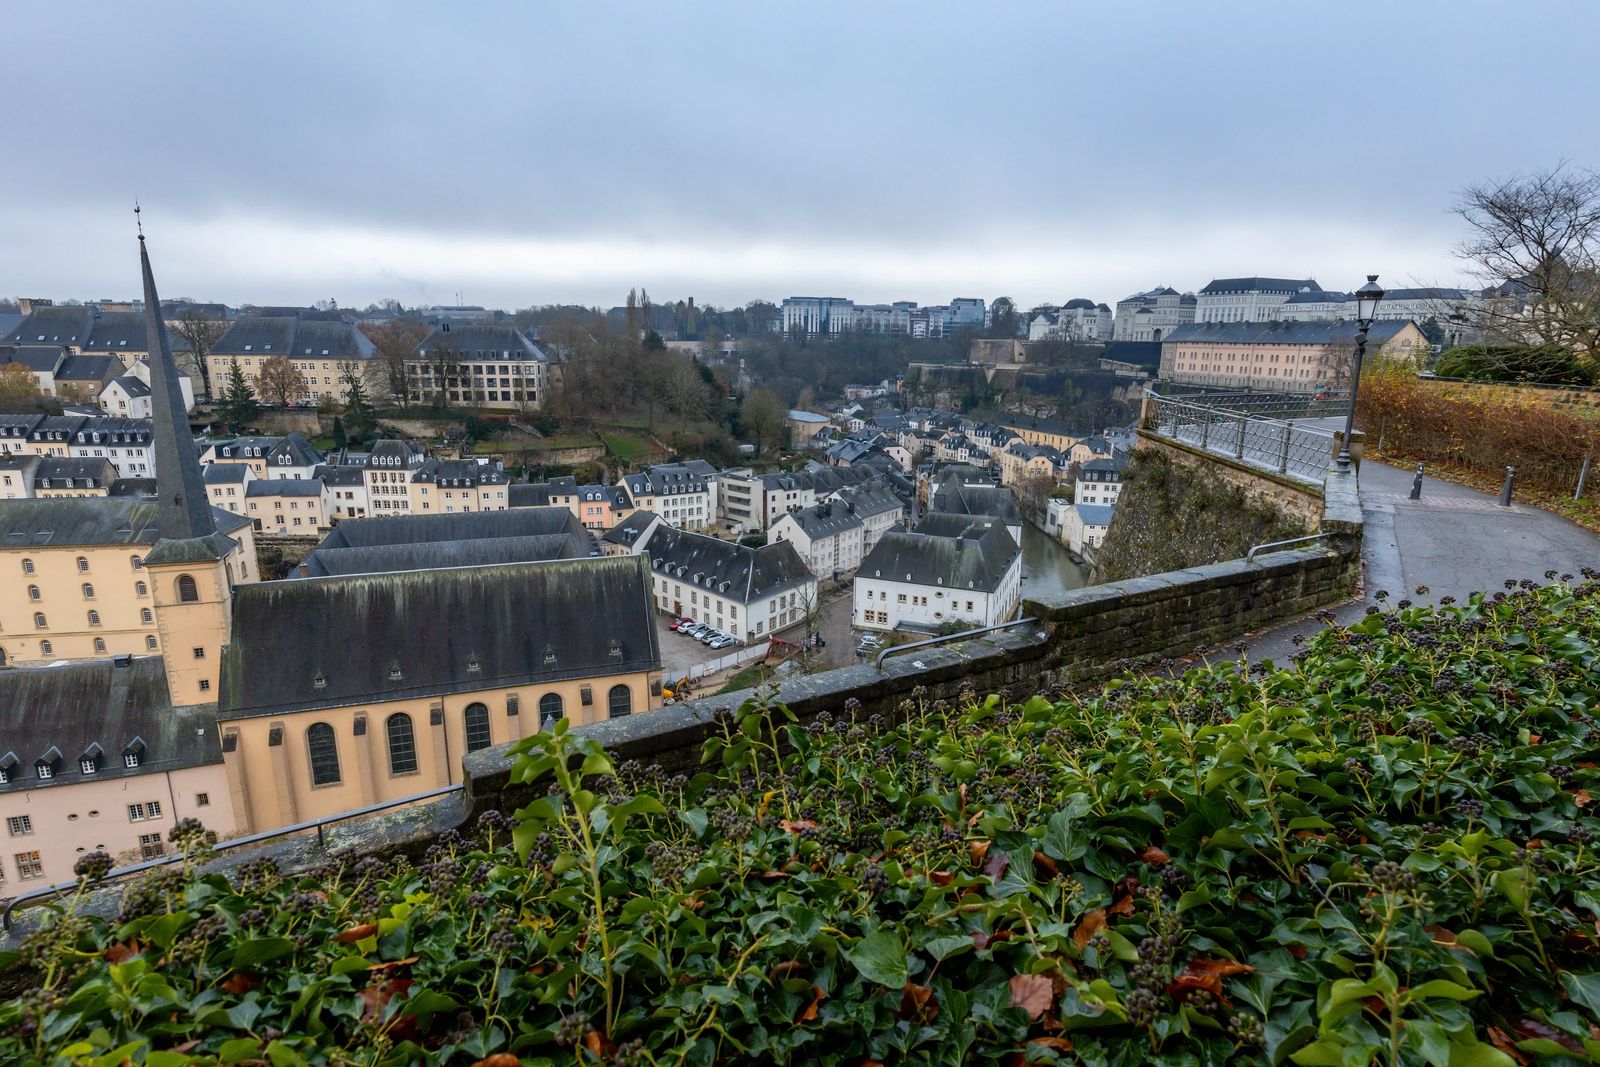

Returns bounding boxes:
[830,479,905,556]
[1029,299,1113,341]
[1113,287,1197,342]
[768,501,866,579]
[1074,456,1127,507]
[782,297,856,336]
[1194,277,1319,324]
[1061,502,1114,556]
[620,463,714,531]
[67,418,155,479]
[717,466,879,534]
[98,358,195,418]
[640,526,816,642]
[362,439,425,515]
[853,517,1021,633]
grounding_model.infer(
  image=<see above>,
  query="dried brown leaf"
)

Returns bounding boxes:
[1072,908,1107,950]
[335,923,378,944]
[1009,973,1054,1021]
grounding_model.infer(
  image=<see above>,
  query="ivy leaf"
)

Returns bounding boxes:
[231,937,294,970]
[845,930,908,988]
[1492,868,1530,912]
[1559,971,1600,1016]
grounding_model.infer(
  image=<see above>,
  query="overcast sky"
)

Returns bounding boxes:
[3,1,1596,312]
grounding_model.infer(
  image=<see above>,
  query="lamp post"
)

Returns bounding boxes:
[1336,274,1385,471]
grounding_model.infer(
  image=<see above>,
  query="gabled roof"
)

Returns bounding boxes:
[53,355,117,383]
[0,344,66,372]
[221,555,657,718]
[0,496,249,548]
[245,478,324,498]
[34,457,117,488]
[108,374,152,398]
[299,533,591,577]
[212,314,374,360]
[413,322,546,362]
[203,463,251,484]
[1073,503,1115,527]
[930,482,1022,526]
[1,306,94,345]
[412,458,509,487]
[0,657,221,796]
[601,509,660,547]
[774,501,863,539]
[78,311,192,354]
[859,518,1018,593]
[830,479,905,520]
[641,526,812,605]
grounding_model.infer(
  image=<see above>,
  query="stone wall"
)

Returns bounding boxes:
[1133,430,1327,528]
[4,464,1364,940]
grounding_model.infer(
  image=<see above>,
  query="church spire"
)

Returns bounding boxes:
[139,226,223,556]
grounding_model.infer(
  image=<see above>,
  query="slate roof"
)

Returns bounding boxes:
[831,479,904,520]
[1,306,94,345]
[313,464,366,488]
[311,507,589,552]
[1063,298,1098,310]
[0,344,66,372]
[298,533,592,578]
[212,315,374,360]
[1073,503,1115,527]
[34,457,117,489]
[929,483,1022,526]
[108,374,152,398]
[412,458,509,486]
[245,478,324,498]
[108,478,158,498]
[601,510,660,549]
[0,497,250,548]
[1198,277,1319,295]
[774,501,863,539]
[413,323,546,362]
[859,518,1018,593]
[621,463,708,498]
[786,410,830,424]
[641,527,812,605]
[203,464,250,485]
[0,657,221,797]
[1162,320,1420,346]
[78,311,192,354]
[54,355,119,383]
[220,555,659,718]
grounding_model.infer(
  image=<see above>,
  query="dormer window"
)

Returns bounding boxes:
[123,737,145,768]
[36,747,61,780]
[388,662,403,681]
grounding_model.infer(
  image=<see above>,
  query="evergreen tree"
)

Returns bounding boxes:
[341,366,377,444]
[331,416,348,452]
[217,359,260,432]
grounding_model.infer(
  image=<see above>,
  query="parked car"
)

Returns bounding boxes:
[699,629,723,644]
[682,624,707,639]
[668,617,691,631]
[708,635,736,650]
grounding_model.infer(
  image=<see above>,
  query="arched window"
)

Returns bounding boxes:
[538,693,564,730]
[135,581,147,597]
[463,703,492,751]
[130,555,143,570]
[93,638,106,654]
[386,714,417,775]
[40,640,53,656]
[176,574,198,603]
[76,557,89,573]
[607,684,632,719]
[21,558,34,575]
[141,608,153,624]
[33,613,46,629]
[27,585,39,601]
[145,635,158,650]
[82,583,95,599]
[306,723,341,786]
[87,610,101,627]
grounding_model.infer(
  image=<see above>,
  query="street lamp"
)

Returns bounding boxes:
[1336,274,1385,471]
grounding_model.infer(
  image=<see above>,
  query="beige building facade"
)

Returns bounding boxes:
[1160,320,1428,392]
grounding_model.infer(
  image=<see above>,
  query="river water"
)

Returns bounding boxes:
[1019,521,1091,598]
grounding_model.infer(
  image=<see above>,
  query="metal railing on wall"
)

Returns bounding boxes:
[1151,385,1350,420]
[1146,393,1336,483]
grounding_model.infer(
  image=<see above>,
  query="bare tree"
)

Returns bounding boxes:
[1453,164,1600,360]
[256,355,306,408]
[170,309,226,398]
[741,388,786,453]
[0,362,39,405]
[361,320,429,404]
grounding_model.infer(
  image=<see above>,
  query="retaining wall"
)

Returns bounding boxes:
[4,461,1363,940]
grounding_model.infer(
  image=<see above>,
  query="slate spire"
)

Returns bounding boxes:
[139,228,221,551]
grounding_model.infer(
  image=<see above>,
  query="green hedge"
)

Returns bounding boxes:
[5,577,1600,1064]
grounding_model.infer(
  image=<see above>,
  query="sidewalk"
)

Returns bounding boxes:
[1216,456,1600,666]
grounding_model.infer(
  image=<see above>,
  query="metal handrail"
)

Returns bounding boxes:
[875,617,1040,670]
[2,783,464,930]
[1246,533,1331,562]
[1152,396,1337,437]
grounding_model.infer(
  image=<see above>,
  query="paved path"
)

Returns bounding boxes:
[1223,450,1600,666]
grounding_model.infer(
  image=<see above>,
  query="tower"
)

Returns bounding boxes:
[137,230,238,706]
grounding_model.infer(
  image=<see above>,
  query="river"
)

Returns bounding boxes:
[1019,521,1090,598]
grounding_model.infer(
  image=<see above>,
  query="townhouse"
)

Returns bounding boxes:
[638,525,815,642]
[207,312,376,405]
[853,515,1021,633]
[768,500,866,579]
[407,322,554,411]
